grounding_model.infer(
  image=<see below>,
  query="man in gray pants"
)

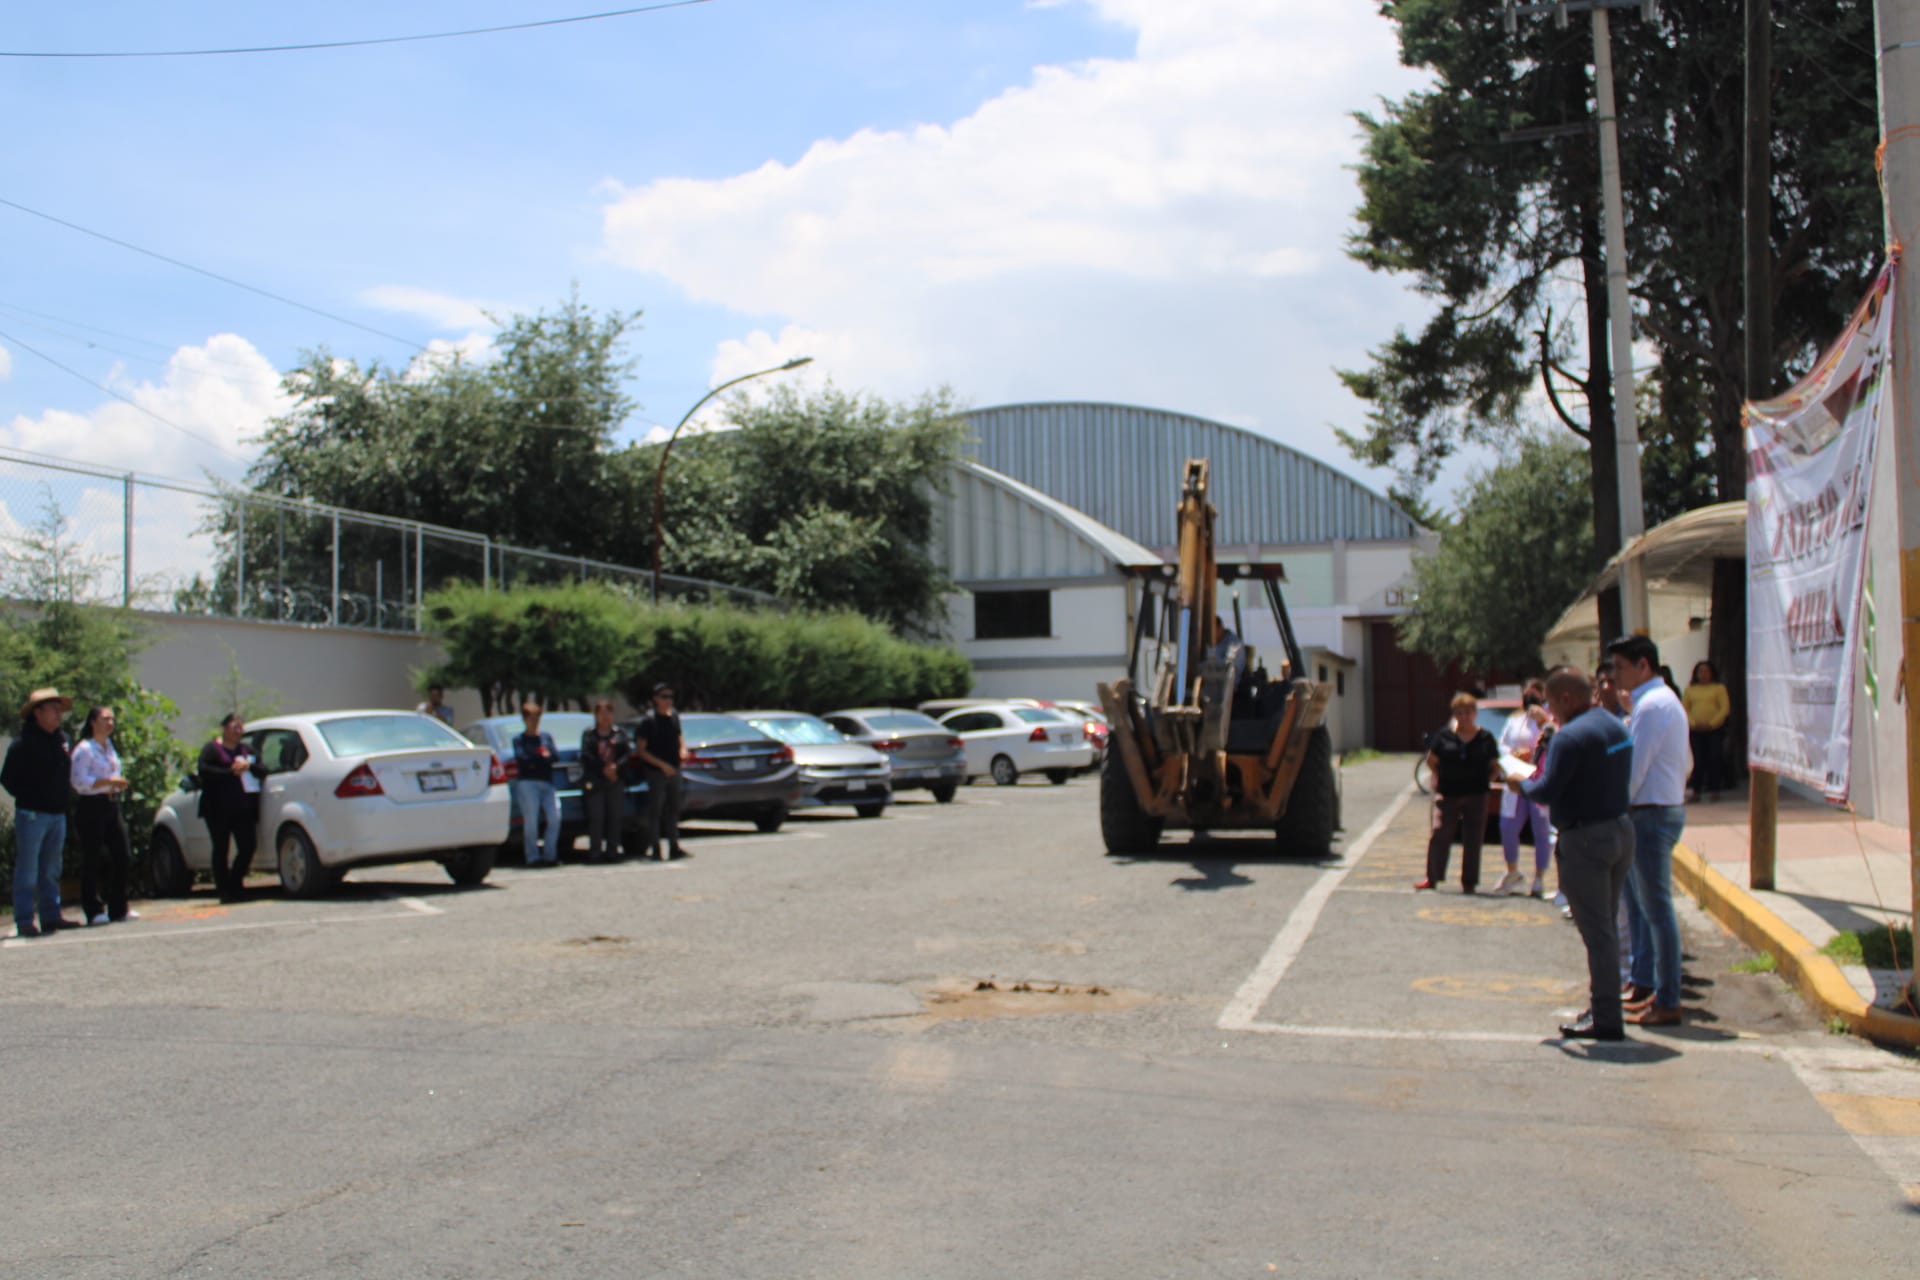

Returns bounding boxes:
[1507,668,1636,1041]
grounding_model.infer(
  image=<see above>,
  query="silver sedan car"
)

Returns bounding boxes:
[738,711,892,818]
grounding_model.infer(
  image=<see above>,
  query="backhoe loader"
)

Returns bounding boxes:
[1096,458,1339,856]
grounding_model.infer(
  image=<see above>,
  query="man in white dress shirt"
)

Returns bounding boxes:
[1607,634,1692,1027]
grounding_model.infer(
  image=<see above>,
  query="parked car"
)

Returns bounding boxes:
[1048,704,1109,766]
[149,711,510,897]
[624,713,800,832]
[937,704,1095,786]
[823,708,967,803]
[460,713,650,861]
[737,711,892,818]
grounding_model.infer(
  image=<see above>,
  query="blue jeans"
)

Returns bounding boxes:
[12,807,67,931]
[1626,805,1686,1007]
[511,779,562,864]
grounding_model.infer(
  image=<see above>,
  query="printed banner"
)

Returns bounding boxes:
[1745,262,1894,802]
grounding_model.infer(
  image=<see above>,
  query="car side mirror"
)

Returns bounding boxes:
[180,775,201,793]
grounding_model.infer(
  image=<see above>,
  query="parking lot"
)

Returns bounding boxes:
[5,758,1916,1279]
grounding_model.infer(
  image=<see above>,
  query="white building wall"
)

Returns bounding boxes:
[946,582,1131,703]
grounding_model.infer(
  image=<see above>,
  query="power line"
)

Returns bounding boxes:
[0,326,250,462]
[0,1,712,59]
[0,195,424,350]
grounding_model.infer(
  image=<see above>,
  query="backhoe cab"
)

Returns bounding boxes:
[1095,458,1339,856]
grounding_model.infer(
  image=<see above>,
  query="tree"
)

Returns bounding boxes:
[421,581,637,716]
[614,385,970,635]
[0,497,189,885]
[1344,0,1880,634]
[1396,437,1594,677]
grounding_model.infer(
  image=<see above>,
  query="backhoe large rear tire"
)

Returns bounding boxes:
[1273,727,1337,859]
[1099,749,1162,855]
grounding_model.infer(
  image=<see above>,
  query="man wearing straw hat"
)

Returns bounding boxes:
[3,687,81,938]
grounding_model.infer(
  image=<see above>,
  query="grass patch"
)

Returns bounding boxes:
[1731,952,1777,975]
[1340,748,1386,766]
[1821,926,1913,971]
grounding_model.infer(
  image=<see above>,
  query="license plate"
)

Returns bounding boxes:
[848,779,868,792]
[730,758,756,773]
[566,764,583,784]
[418,770,457,793]
[1060,733,1075,744]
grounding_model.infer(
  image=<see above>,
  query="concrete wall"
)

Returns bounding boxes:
[132,613,477,738]
[947,582,1130,702]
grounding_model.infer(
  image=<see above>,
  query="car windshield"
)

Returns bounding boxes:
[747,716,844,746]
[318,714,469,757]
[679,714,765,746]
[864,711,943,731]
[1013,707,1067,723]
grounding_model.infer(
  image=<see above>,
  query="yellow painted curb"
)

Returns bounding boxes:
[1671,841,1920,1048]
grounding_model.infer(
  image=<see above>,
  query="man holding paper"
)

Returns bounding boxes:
[198,714,267,903]
[1506,668,1635,1042]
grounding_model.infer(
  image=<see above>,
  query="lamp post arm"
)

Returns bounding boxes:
[650,356,813,599]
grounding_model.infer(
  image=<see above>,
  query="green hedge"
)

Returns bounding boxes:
[424,583,972,715]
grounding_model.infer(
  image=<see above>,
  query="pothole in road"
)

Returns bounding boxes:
[561,934,631,951]
[917,977,1154,1020]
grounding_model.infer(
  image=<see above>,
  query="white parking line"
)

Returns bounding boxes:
[1,905,440,948]
[1216,784,1416,1031]
[397,896,444,915]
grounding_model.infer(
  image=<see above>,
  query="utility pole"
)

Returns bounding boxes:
[1505,0,1657,636]
[1872,0,1920,999]
[1746,0,1778,891]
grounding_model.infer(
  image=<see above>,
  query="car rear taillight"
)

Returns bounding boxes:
[947,737,964,751]
[334,763,384,798]
[770,746,795,766]
[488,753,508,785]
[1029,727,1049,743]
[682,751,718,771]
[872,738,907,752]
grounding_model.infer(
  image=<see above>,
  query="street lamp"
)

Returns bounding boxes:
[650,355,814,601]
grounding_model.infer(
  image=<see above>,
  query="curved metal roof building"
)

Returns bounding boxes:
[964,402,1421,550]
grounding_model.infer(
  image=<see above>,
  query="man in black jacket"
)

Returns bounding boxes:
[3,687,80,937]
[633,683,685,861]
[198,714,265,903]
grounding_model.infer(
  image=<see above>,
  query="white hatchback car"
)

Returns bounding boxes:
[149,711,511,897]
[937,704,1094,786]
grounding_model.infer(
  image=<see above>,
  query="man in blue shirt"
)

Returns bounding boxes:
[1609,634,1691,1027]
[1508,667,1635,1041]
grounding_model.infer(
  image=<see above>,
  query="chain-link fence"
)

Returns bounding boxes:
[0,449,780,629]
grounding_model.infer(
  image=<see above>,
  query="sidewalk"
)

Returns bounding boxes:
[1672,784,1920,1046]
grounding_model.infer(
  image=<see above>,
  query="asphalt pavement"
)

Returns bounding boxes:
[2,758,1916,1278]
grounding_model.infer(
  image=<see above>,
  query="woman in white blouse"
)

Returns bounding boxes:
[70,705,136,925]
[1492,682,1555,897]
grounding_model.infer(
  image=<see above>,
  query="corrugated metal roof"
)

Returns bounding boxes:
[965,402,1421,547]
[937,462,1160,583]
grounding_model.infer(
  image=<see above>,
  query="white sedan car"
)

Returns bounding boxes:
[937,704,1094,786]
[149,711,511,897]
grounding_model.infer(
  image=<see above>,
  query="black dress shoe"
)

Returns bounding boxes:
[1559,1014,1625,1042]
[42,916,83,931]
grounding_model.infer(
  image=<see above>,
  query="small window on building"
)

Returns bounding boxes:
[1318,665,1328,683]
[974,589,1052,640]
[1336,671,1346,696]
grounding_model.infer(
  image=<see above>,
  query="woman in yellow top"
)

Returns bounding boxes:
[1683,661,1731,801]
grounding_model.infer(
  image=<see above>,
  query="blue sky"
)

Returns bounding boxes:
[0,1,1445,508]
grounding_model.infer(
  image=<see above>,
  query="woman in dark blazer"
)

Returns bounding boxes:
[198,714,266,903]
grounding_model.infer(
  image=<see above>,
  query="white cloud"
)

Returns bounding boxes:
[599,0,1433,492]
[403,331,496,383]
[359,285,502,332]
[1,333,288,484]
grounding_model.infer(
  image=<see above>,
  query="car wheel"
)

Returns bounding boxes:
[754,809,786,834]
[444,844,496,887]
[1046,770,1072,786]
[990,755,1019,787]
[930,783,958,804]
[149,829,194,897]
[1274,727,1338,859]
[854,803,886,819]
[276,826,332,898]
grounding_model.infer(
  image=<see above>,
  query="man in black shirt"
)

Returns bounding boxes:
[633,683,685,861]
[1416,692,1502,893]
[3,688,80,936]
[1510,667,1636,1041]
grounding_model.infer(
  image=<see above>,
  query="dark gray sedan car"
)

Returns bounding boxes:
[822,708,967,803]
[738,711,893,818]
[624,713,801,833]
